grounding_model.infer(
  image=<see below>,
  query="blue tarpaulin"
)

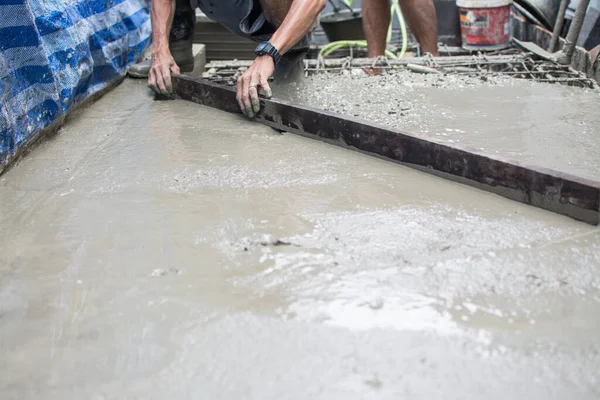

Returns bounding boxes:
[0,0,151,169]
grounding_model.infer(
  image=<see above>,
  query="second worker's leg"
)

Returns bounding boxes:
[362,0,391,58]
[398,0,439,55]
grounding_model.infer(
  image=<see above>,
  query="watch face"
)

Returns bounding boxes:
[256,42,268,54]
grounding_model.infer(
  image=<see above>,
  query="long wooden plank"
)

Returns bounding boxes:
[172,74,600,225]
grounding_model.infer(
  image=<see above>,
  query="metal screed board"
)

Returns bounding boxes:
[172,74,600,225]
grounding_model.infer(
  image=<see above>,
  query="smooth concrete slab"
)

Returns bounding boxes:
[279,72,600,181]
[1,79,599,399]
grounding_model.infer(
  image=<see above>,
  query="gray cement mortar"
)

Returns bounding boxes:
[276,71,600,181]
[0,79,599,399]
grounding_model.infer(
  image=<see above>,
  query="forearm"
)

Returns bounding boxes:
[269,0,325,54]
[151,0,176,55]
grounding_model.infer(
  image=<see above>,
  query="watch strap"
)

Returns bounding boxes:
[256,42,281,64]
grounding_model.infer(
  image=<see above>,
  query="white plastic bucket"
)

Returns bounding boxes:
[457,0,513,50]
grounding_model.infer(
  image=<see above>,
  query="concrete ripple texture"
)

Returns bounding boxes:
[0,80,599,399]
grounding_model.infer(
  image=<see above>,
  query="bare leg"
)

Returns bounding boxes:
[362,0,391,58]
[260,0,294,27]
[398,0,438,55]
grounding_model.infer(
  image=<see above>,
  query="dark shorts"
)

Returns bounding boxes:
[195,0,276,42]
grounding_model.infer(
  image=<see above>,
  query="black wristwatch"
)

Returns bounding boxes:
[255,42,281,64]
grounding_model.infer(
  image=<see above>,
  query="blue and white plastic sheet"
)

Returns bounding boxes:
[0,0,151,168]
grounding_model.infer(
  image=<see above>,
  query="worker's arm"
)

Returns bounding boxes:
[148,0,178,95]
[236,0,326,118]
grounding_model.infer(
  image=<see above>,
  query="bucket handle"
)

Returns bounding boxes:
[327,0,358,15]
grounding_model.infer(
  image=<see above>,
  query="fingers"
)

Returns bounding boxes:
[148,64,174,96]
[248,76,260,115]
[147,52,178,98]
[236,57,275,118]
[162,65,173,95]
[154,64,175,96]
[237,74,271,117]
[155,68,168,96]
[236,76,246,117]
[258,76,272,99]
[148,68,158,93]
[241,75,254,118]
[236,74,254,118]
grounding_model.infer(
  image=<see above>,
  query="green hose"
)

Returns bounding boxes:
[318,0,408,60]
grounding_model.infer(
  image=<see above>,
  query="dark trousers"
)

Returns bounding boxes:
[169,0,196,43]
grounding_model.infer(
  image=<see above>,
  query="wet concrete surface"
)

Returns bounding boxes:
[278,72,600,181]
[1,79,600,399]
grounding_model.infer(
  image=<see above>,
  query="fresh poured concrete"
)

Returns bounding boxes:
[1,79,600,399]
[278,72,600,181]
